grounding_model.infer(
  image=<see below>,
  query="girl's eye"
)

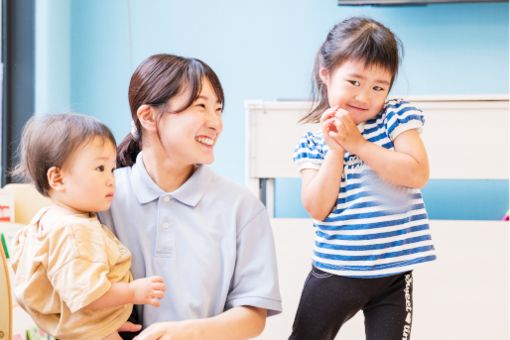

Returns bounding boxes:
[96,165,105,172]
[195,103,206,109]
[348,80,360,86]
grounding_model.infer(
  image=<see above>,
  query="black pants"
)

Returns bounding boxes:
[289,267,413,340]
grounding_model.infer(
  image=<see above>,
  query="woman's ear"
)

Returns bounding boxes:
[319,67,330,85]
[47,166,64,191]
[137,104,157,132]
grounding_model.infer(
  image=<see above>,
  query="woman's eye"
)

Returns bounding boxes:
[96,165,105,172]
[195,103,206,109]
[348,80,360,86]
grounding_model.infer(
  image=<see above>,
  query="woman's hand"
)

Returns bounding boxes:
[133,306,266,340]
[133,321,195,340]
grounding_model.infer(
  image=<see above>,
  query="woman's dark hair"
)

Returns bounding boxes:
[301,17,403,123]
[13,113,116,197]
[117,54,225,167]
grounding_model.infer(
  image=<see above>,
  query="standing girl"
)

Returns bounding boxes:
[99,54,282,340]
[290,17,436,340]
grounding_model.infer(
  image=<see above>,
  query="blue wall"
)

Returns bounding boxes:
[36,1,509,219]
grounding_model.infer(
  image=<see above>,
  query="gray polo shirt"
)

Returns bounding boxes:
[98,152,282,327]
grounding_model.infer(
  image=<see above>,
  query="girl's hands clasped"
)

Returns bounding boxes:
[322,107,366,155]
[320,106,344,154]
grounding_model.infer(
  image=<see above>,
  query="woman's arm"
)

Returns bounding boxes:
[87,276,165,310]
[134,306,266,340]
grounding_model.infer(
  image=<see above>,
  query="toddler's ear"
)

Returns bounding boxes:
[137,104,157,133]
[47,166,64,191]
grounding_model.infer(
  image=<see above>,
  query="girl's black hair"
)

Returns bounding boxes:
[302,17,403,123]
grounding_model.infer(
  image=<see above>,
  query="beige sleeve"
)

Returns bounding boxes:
[46,223,112,313]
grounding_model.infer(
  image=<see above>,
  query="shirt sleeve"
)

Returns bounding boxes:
[293,131,326,172]
[383,100,425,141]
[46,223,112,313]
[226,206,282,316]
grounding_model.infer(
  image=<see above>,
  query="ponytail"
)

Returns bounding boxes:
[117,134,141,168]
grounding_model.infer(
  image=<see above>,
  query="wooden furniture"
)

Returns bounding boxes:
[0,240,12,340]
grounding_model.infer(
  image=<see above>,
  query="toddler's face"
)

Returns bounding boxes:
[320,59,392,125]
[57,137,117,213]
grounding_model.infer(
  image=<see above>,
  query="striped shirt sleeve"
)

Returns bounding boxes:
[293,131,326,171]
[383,100,425,141]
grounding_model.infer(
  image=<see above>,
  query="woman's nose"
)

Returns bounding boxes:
[206,111,222,131]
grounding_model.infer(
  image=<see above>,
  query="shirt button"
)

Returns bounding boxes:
[162,222,170,229]
[163,196,170,203]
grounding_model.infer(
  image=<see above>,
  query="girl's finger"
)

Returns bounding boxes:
[334,108,349,118]
[320,106,340,123]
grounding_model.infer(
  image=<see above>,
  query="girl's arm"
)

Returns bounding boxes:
[299,108,345,221]
[133,306,266,340]
[87,276,165,310]
[300,150,344,221]
[334,113,429,188]
[354,129,429,188]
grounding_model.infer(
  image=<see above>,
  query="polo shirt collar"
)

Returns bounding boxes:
[130,152,213,207]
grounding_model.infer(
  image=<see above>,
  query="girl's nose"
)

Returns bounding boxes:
[106,172,115,186]
[355,89,369,104]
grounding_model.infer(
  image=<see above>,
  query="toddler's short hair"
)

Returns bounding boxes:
[14,113,116,196]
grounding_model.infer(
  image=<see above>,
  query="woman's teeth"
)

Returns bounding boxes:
[196,136,214,146]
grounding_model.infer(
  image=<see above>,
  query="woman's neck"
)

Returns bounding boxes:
[141,149,195,193]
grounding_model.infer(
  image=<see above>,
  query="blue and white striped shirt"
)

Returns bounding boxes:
[293,99,436,278]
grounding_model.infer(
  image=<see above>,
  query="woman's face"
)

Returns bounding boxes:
[157,79,223,166]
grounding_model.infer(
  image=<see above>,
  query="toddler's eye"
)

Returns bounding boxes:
[348,80,360,86]
[373,86,385,92]
[96,165,105,172]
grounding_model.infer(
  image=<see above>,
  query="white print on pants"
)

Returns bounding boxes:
[402,274,412,340]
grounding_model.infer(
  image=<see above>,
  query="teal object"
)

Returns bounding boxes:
[0,233,8,259]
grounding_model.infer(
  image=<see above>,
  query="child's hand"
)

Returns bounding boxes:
[118,321,142,333]
[320,106,344,154]
[332,110,366,154]
[129,276,166,307]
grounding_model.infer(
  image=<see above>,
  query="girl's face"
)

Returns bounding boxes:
[320,59,392,125]
[157,78,223,166]
[56,137,116,213]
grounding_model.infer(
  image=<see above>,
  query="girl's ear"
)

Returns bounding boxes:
[137,104,157,133]
[47,166,64,191]
[319,67,330,85]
